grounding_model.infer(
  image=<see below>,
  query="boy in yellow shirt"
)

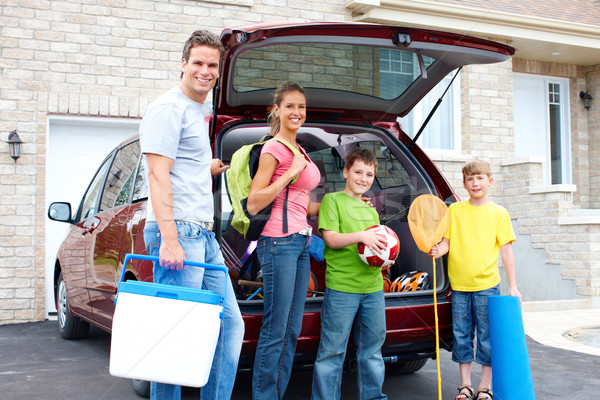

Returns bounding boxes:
[429,159,522,400]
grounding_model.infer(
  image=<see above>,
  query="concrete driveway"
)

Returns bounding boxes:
[0,316,599,400]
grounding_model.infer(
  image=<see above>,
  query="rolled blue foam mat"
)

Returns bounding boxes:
[488,295,535,400]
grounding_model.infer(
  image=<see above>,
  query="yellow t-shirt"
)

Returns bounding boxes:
[444,200,516,292]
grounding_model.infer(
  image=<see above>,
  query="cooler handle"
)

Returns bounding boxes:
[117,254,229,318]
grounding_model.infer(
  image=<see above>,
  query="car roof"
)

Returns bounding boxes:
[218,21,515,122]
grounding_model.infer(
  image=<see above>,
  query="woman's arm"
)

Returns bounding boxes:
[307,199,320,217]
[246,153,307,216]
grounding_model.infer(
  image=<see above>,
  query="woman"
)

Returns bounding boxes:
[247,81,321,399]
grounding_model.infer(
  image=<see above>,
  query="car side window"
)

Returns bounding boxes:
[132,150,149,203]
[80,156,112,221]
[99,142,141,212]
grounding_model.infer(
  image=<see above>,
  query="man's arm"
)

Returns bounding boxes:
[146,153,185,270]
[247,153,306,216]
[211,158,229,176]
[500,242,522,304]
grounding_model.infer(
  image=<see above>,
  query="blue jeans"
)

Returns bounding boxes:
[143,221,244,400]
[252,234,310,400]
[451,285,500,366]
[311,288,387,400]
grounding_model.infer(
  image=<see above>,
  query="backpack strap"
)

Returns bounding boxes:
[272,137,302,233]
[273,137,301,184]
[282,185,291,233]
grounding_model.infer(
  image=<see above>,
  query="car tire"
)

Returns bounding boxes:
[131,379,150,398]
[56,272,90,340]
[385,358,428,374]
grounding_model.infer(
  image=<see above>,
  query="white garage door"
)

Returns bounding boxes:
[45,116,140,316]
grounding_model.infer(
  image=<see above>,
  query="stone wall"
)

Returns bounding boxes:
[582,64,600,209]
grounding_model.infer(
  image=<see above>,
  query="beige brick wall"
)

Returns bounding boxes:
[582,64,600,209]
[0,0,349,325]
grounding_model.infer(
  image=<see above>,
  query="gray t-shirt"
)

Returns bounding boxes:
[139,87,214,223]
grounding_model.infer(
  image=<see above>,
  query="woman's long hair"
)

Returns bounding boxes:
[267,81,306,137]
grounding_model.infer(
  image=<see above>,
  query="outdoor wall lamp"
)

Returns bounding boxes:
[7,130,23,163]
[579,91,593,110]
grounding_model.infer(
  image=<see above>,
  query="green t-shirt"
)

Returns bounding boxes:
[318,191,383,294]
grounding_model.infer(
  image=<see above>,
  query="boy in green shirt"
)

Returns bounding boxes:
[311,147,388,400]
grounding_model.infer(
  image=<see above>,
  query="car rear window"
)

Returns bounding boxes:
[232,42,434,101]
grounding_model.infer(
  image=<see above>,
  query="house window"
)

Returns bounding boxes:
[379,49,417,100]
[548,83,563,184]
[396,70,461,151]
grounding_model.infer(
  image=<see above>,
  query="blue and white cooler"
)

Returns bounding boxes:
[109,254,226,387]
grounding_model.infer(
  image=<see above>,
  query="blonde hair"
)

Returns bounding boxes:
[462,159,492,180]
[267,81,306,137]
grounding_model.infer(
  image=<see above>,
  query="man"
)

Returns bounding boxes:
[139,30,244,400]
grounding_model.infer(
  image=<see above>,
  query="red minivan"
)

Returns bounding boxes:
[48,22,515,397]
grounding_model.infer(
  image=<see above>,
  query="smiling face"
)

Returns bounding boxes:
[343,159,376,199]
[273,90,306,134]
[180,45,221,104]
[463,173,493,204]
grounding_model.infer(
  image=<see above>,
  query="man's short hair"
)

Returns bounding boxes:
[345,147,378,172]
[462,159,492,179]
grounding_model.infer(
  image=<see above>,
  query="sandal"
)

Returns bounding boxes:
[475,388,493,400]
[456,384,475,400]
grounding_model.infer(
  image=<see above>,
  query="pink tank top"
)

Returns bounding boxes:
[259,135,320,237]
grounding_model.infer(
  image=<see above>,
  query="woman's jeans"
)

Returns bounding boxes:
[252,233,310,400]
[143,221,244,400]
[311,288,387,400]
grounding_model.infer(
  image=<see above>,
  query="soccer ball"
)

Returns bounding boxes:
[357,225,400,268]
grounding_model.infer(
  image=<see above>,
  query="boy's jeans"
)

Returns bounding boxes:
[451,284,500,366]
[252,233,310,400]
[143,221,244,400]
[311,288,387,400]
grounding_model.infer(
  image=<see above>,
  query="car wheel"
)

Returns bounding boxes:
[56,272,90,340]
[131,379,150,398]
[385,358,428,374]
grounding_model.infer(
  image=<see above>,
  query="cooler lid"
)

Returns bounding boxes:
[117,281,222,305]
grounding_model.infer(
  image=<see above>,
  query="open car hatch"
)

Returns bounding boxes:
[218,22,515,122]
